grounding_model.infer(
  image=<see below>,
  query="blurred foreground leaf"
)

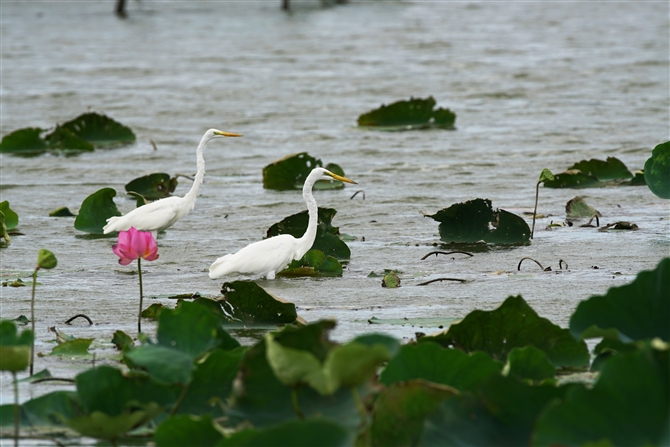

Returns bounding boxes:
[644,141,670,199]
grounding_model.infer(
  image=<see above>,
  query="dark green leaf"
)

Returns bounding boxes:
[565,196,601,219]
[74,188,121,234]
[155,414,223,447]
[357,97,456,130]
[0,390,78,428]
[538,168,554,183]
[426,198,530,245]
[48,206,76,217]
[381,272,401,288]
[505,345,555,381]
[0,127,48,154]
[112,330,134,352]
[370,380,456,447]
[533,342,669,447]
[50,338,93,356]
[0,320,34,347]
[218,418,352,447]
[644,141,670,199]
[57,112,136,147]
[141,303,165,320]
[125,173,178,200]
[0,201,19,230]
[262,152,324,191]
[0,320,32,372]
[543,169,601,188]
[380,342,503,391]
[124,345,195,385]
[569,258,670,342]
[569,157,633,181]
[46,126,94,152]
[279,250,344,277]
[37,249,57,270]
[220,281,299,325]
[425,295,589,367]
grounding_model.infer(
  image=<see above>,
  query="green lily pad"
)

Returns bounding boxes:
[370,380,457,447]
[569,157,633,181]
[533,342,669,447]
[0,127,48,154]
[155,414,223,447]
[262,153,347,191]
[218,418,353,447]
[426,198,530,245]
[644,141,670,199]
[141,303,165,320]
[279,249,343,277]
[380,341,503,392]
[0,390,78,428]
[74,188,121,234]
[267,207,351,259]
[219,280,300,325]
[0,201,19,230]
[47,125,94,152]
[0,320,33,372]
[543,169,601,189]
[504,345,556,381]
[381,271,401,288]
[357,96,456,130]
[569,258,670,342]
[58,112,136,147]
[124,344,195,385]
[111,330,134,352]
[125,173,178,200]
[50,338,93,356]
[424,295,589,368]
[566,196,601,219]
[49,206,76,217]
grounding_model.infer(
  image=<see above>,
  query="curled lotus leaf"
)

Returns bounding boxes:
[569,157,633,181]
[46,126,94,152]
[542,169,601,188]
[0,127,48,154]
[0,201,19,230]
[57,112,136,147]
[263,152,346,191]
[280,249,343,277]
[644,141,670,199]
[220,280,300,325]
[74,188,121,234]
[358,96,456,130]
[125,173,178,200]
[566,196,601,220]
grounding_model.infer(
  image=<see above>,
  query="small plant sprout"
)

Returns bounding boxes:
[532,168,555,239]
[30,249,57,376]
[112,227,159,334]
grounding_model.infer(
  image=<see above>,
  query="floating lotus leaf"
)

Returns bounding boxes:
[140,303,165,320]
[425,295,589,368]
[644,141,670,199]
[74,188,121,234]
[111,330,134,352]
[0,390,78,428]
[423,374,577,447]
[505,345,556,381]
[569,157,633,181]
[262,153,347,191]
[279,249,343,277]
[565,196,601,219]
[47,126,94,152]
[626,170,647,186]
[219,419,352,447]
[219,281,300,325]
[357,96,456,130]
[125,345,195,385]
[50,338,93,356]
[381,271,401,288]
[0,127,48,153]
[542,169,601,189]
[58,112,136,147]
[569,258,670,342]
[49,206,76,217]
[533,342,669,447]
[267,207,351,259]
[0,201,19,230]
[125,173,178,200]
[155,414,223,447]
[426,198,530,245]
[0,320,33,372]
[370,380,457,447]
[380,342,503,392]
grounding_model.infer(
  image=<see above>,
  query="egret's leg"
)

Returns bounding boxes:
[267,271,276,280]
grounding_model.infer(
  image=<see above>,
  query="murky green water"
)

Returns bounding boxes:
[1,1,668,407]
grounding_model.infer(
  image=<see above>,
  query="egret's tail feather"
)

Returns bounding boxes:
[208,254,234,279]
[102,216,121,234]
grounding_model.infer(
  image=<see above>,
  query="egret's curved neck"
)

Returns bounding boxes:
[183,135,209,204]
[296,176,319,258]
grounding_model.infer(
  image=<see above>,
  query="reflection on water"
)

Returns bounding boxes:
[1,0,668,402]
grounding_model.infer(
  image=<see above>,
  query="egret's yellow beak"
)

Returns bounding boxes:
[327,171,357,184]
[215,131,243,137]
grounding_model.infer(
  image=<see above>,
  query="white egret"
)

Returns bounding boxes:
[103,129,242,237]
[208,167,357,280]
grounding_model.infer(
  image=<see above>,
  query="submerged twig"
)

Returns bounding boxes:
[417,277,467,286]
[350,190,365,200]
[150,139,158,151]
[420,251,474,261]
[559,259,569,270]
[517,257,546,271]
[64,314,93,325]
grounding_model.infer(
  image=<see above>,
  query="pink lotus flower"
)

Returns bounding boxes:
[112,227,159,266]
[111,227,158,334]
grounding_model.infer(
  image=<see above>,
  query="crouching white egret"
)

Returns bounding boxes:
[208,167,357,280]
[103,129,242,237]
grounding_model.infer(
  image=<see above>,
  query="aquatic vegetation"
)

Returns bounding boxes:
[74,188,121,234]
[565,196,601,220]
[0,201,19,244]
[357,96,456,130]
[125,172,179,200]
[531,168,554,239]
[263,152,348,191]
[112,227,159,333]
[544,156,640,189]
[0,112,135,155]
[644,141,670,199]
[426,198,530,245]
[279,249,344,277]
[29,249,57,375]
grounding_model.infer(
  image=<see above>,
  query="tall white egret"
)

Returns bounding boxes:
[103,129,242,237]
[209,167,357,280]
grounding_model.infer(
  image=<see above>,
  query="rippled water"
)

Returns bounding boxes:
[1,1,668,406]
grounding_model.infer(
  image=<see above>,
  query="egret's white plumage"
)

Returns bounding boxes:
[103,129,241,237]
[208,167,357,280]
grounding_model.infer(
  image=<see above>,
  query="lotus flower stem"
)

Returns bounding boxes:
[291,388,305,420]
[30,268,38,376]
[137,258,143,334]
[531,180,541,239]
[12,371,18,447]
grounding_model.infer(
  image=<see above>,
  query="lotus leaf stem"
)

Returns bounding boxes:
[420,251,474,260]
[64,314,93,325]
[13,371,18,447]
[168,384,190,417]
[30,267,39,376]
[531,180,541,239]
[291,387,305,420]
[417,277,467,286]
[584,214,600,227]
[350,190,365,200]
[517,257,545,271]
[559,259,569,270]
